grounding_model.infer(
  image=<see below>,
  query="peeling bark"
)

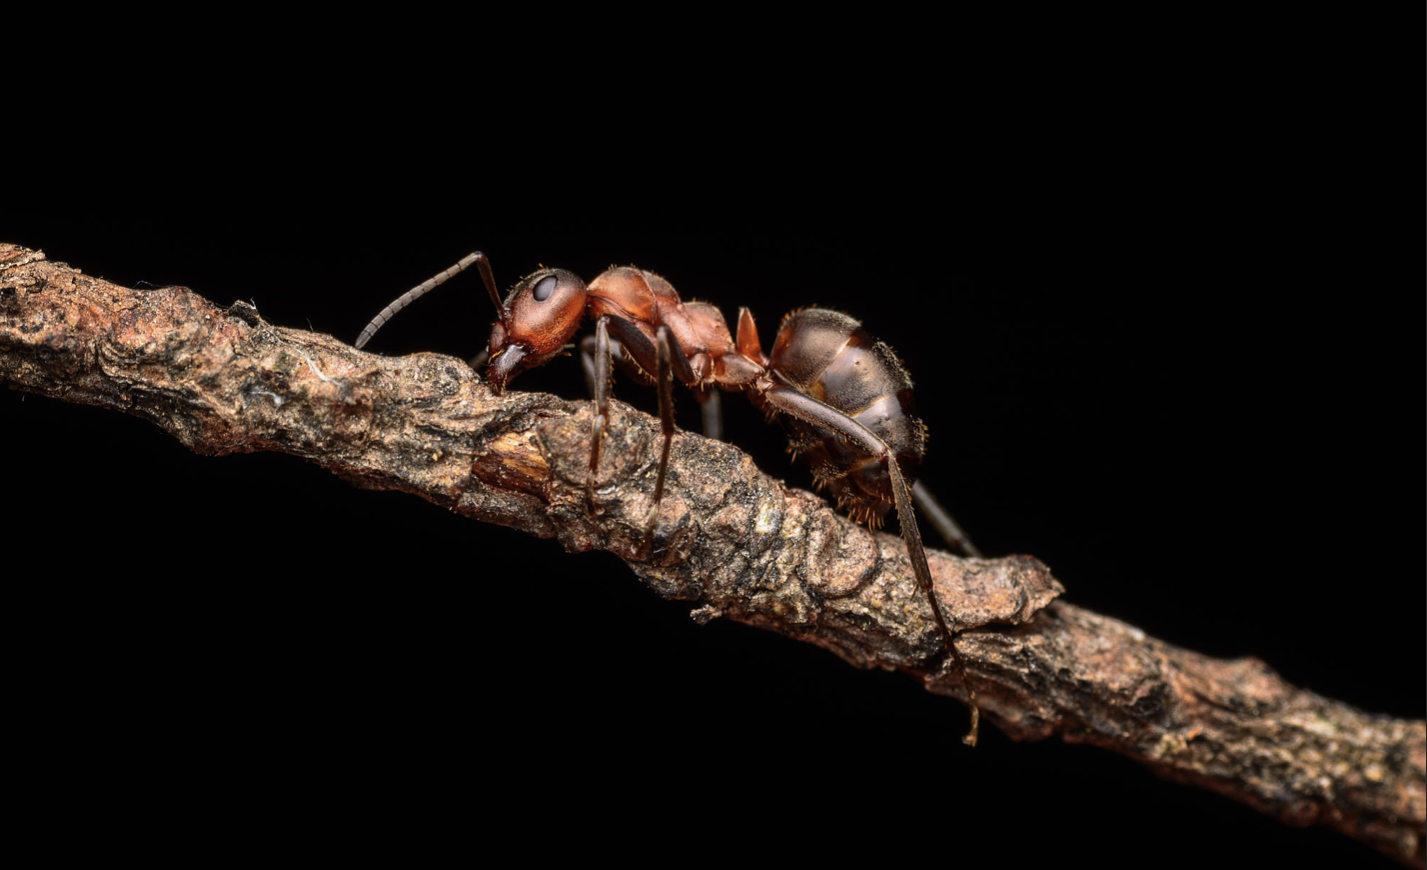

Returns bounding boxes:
[2,244,1422,866]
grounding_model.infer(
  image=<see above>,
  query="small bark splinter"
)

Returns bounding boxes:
[1,244,1421,866]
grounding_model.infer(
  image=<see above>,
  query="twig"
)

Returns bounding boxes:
[1,244,1421,866]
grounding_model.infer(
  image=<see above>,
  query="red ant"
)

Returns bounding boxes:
[356,252,984,745]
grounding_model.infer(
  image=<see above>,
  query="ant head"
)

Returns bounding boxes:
[487,267,588,394]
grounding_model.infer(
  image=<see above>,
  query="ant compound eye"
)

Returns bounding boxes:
[506,268,588,351]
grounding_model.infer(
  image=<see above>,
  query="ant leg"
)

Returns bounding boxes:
[887,458,980,746]
[759,384,981,746]
[597,319,700,390]
[580,335,601,398]
[696,388,723,441]
[647,326,676,548]
[582,335,657,395]
[911,481,983,558]
[587,317,701,549]
[595,318,703,550]
[581,333,721,441]
[587,317,615,509]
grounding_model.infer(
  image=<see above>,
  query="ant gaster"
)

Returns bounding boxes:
[356,252,983,745]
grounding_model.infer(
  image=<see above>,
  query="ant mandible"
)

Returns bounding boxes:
[356,252,984,746]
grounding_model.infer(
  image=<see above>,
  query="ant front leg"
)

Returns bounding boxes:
[758,384,982,746]
[586,316,700,553]
[582,335,723,441]
[582,334,653,395]
[586,317,616,511]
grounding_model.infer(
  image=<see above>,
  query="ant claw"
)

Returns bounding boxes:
[636,503,661,558]
[962,706,981,748]
[937,639,982,748]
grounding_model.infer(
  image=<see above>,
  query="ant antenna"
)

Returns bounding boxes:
[355,252,501,349]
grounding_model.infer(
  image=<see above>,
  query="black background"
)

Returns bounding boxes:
[5,16,1420,868]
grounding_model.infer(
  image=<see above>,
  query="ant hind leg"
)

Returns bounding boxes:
[758,383,982,746]
[911,481,982,558]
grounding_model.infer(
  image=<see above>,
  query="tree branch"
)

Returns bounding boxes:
[2,244,1421,866]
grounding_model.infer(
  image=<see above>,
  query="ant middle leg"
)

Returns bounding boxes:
[582,335,723,441]
[585,316,702,550]
[695,387,722,442]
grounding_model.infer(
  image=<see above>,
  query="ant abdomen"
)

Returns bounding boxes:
[767,309,926,527]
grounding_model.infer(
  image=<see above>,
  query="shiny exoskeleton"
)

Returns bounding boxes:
[355,252,982,745]
[762,308,925,528]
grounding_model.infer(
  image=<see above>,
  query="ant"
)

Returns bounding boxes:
[356,252,984,745]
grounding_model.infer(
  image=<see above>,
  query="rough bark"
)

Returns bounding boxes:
[2,243,1422,866]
